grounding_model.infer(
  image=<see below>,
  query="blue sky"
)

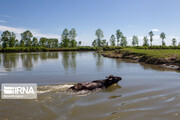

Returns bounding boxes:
[0,0,180,45]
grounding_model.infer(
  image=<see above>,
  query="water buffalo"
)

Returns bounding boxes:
[69,75,122,91]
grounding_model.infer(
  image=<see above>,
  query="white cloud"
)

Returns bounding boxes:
[0,25,61,39]
[0,20,6,23]
[152,29,160,32]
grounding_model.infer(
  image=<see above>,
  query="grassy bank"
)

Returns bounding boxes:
[123,48,180,59]
[101,48,180,70]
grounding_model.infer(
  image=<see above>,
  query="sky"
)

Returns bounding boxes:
[0,0,180,46]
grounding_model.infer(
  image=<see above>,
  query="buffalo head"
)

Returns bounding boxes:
[105,75,122,86]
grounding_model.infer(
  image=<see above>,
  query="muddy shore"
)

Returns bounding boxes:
[101,50,180,71]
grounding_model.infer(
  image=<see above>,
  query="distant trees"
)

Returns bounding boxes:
[2,28,180,48]
[94,28,104,47]
[69,28,77,47]
[102,39,107,46]
[132,35,138,46]
[116,29,123,46]
[20,39,25,47]
[78,41,82,46]
[21,30,33,47]
[120,36,127,46]
[1,30,17,48]
[92,29,127,47]
[1,30,11,48]
[172,38,176,46]
[39,37,47,47]
[47,38,59,48]
[38,38,58,48]
[32,37,38,47]
[60,28,78,48]
[92,40,96,47]
[110,35,116,46]
[15,39,18,47]
[160,32,166,46]
[149,31,154,46]
[9,32,16,47]
[0,29,83,48]
[143,36,149,46]
[60,28,69,47]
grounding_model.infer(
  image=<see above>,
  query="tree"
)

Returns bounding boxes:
[120,36,127,46]
[70,39,77,47]
[149,31,154,46]
[47,39,52,48]
[61,28,70,47]
[172,38,176,46]
[20,40,25,47]
[32,37,38,47]
[39,37,47,47]
[21,30,33,47]
[69,28,77,40]
[15,39,19,47]
[1,30,11,48]
[160,32,166,46]
[78,41,82,46]
[9,32,16,47]
[110,35,116,46]
[132,35,138,46]
[143,36,149,46]
[102,39,107,46]
[69,28,77,47]
[116,29,123,46]
[95,28,104,47]
[92,40,97,47]
[54,39,59,48]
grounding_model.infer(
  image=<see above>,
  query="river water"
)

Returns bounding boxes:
[0,52,180,120]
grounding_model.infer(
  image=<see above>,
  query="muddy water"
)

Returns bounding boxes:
[0,52,180,120]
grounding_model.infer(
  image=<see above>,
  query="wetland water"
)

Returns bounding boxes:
[0,52,180,120]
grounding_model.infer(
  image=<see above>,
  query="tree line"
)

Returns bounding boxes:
[92,29,180,47]
[92,29,127,47]
[0,28,82,48]
[1,28,180,49]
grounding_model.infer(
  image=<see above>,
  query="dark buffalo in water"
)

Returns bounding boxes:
[69,75,122,91]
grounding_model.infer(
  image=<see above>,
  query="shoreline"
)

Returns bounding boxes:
[0,47,98,53]
[0,46,123,53]
[101,49,180,71]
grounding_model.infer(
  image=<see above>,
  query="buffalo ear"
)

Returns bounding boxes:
[106,76,109,79]
[109,78,113,80]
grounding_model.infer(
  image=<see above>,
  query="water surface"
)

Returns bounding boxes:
[0,52,179,120]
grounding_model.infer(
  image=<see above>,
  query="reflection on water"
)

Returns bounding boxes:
[0,52,180,120]
[62,52,77,71]
[2,53,19,71]
[0,52,179,73]
[0,52,59,71]
[93,53,104,71]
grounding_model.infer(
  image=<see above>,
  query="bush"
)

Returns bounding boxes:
[1,47,46,52]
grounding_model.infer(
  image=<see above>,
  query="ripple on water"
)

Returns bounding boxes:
[0,82,180,120]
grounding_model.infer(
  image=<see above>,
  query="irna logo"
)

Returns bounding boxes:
[3,86,35,94]
[1,83,37,99]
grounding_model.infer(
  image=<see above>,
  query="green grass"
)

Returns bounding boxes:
[123,48,180,59]
[0,46,124,52]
